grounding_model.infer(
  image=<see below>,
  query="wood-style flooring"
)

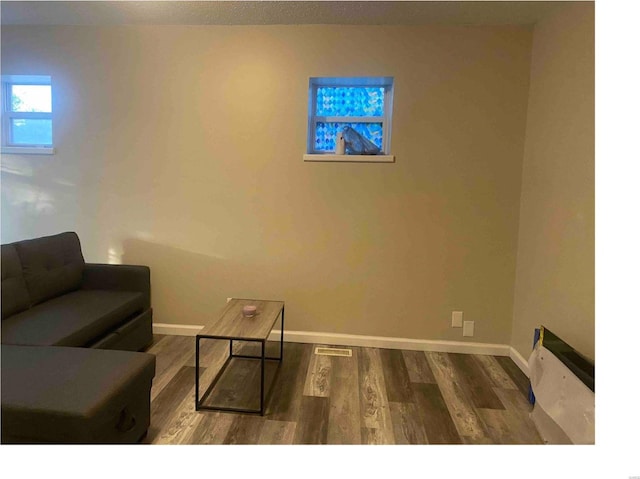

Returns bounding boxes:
[142,335,543,445]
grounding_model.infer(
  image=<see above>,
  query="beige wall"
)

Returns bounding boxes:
[511,4,595,360]
[1,25,532,344]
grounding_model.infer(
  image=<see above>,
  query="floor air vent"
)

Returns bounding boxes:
[314,347,352,357]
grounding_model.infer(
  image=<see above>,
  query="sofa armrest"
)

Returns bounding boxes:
[82,263,151,309]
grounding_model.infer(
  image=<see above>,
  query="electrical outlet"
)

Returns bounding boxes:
[452,311,463,328]
[463,320,475,337]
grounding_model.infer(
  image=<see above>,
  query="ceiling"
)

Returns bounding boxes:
[0,1,574,26]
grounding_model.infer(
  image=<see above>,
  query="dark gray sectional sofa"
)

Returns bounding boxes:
[1,232,156,443]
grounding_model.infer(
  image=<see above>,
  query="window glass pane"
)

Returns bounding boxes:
[11,84,52,113]
[315,122,383,152]
[316,87,384,117]
[11,119,53,145]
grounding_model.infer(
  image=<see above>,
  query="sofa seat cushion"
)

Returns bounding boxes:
[1,289,145,347]
[1,345,155,443]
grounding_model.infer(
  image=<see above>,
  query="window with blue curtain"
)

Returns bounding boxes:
[308,77,394,155]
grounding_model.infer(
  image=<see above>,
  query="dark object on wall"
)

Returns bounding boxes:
[342,126,381,155]
[541,326,594,392]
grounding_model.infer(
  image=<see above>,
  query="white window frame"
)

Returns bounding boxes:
[305,76,395,162]
[1,75,55,155]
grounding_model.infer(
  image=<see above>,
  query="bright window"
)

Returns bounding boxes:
[307,77,394,155]
[1,75,53,150]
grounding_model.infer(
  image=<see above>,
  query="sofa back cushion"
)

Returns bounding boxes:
[13,232,85,306]
[1,244,31,320]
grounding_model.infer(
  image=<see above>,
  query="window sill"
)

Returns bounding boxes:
[303,154,395,163]
[1,146,56,155]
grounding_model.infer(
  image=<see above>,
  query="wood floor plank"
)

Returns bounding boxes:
[495,356,531,396]
[195,340,232,404]
[146,365,196,443]
[147,334,192,372]
[477,408,541,444]
[389,401,428,445]
[448,353,505,410]
[361,427,388,445]
[146,334,167,350]
[188,412,235,445]
[478,388,542,444]
[268,342,313,422]
[153,407,202,445]
[473,355,518,390]
[223,415,266,445]
[152,382,202,445]
[201,358,260,410]
[224,339,281,359]
[186,337,229,368]
[143,336,545,445]
[411,383,462,444]
[425,352,490,442]
[204,359,280,412]
[303,345,332,397]
[476,408,516,444]
[379,348,413,403]
[402,350,436,384]
[494,386,534,415]
[230,339,259,356]
[258,420,297,445]
[357,347,395,443]
[294,396,329,444]
[461,434,494,444]
[148,335,194,400]
[327,347,361,444]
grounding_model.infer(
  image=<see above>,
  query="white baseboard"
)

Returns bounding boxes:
[268,329,512,356]
[153,322,512,356]
[509,346,530,377]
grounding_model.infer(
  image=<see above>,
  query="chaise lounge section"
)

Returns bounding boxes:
[1,345,155,444]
